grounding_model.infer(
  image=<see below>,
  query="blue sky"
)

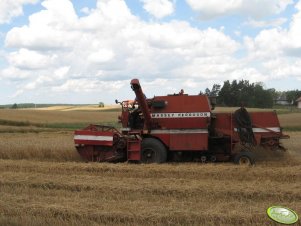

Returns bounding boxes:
[0,0,301,104]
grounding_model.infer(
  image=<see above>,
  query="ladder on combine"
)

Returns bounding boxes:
[127,131,141,161]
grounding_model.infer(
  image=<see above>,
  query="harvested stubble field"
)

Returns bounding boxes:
[0,159,300,226]
[0,108,300,225]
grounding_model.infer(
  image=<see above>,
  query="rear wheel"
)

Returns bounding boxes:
[141,138,167,163]
[234,151,255,166]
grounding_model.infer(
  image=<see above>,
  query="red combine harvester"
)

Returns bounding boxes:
[74,79,289,165]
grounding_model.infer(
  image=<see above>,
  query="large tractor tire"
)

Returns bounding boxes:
[233,151,255,166]
[141,138,167,163]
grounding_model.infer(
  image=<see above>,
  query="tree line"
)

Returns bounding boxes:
[202,80,301,108]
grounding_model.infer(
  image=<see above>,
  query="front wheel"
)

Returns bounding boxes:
[233,151,255,166]
[141,138,167,163]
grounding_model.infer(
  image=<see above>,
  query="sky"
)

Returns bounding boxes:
[0,0,301,104]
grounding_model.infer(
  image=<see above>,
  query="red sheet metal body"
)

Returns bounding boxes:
[213,111,287,152]
[74,130,113,146]
[74,125,125,162]
[151,95,211,129]
[147,94,211,151]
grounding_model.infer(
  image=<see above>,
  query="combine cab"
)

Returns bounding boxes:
[74,79,289,165]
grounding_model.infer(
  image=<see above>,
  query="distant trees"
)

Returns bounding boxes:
[285,90,301,105]
[266,89,301,105]
[11,103,18,109]
[202,80,274,108]
[204,84,221,96]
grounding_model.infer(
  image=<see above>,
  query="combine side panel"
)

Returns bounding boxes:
[150,95,211,151]
[74,130,113,146]
[150,130,208,151]
[213,110,289,153]
[249,112,289,150]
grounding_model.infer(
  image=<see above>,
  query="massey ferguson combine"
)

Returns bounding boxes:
[74,79,289,165]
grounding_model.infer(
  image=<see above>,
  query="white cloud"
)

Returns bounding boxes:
[11,90,24,98]
[23,76,49,89]
[52,79,127,93]
[263,58,301,80]
[186,0,241,19]
[186,0,293,20]
[88,49,115,64]
[242,1,301,83]
[80,7,91,15]
[53,66,70,79]
[140,0,175,19]
[245,1,301,57]
[245,17,287,28]
[2,0,300,103]
[8,48,55,69]
[0,0,39,24]
[11,66,71,97]
[234,30,241,36]
[244,28,286,59]
[4,0,239,82]
[1,66,31,80]
[5,0,78,50]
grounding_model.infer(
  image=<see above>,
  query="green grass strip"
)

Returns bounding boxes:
[0,119,120,130]
[282,126,301,131]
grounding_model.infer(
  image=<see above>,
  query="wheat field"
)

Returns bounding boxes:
[278,113,301,127]
[32,104,120,111]
[0,109,119,124]
[0,108,300,225]
[0,132,79,161]
[0,159,300,226]
[0,131,300,225]
[0,131,299,162]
